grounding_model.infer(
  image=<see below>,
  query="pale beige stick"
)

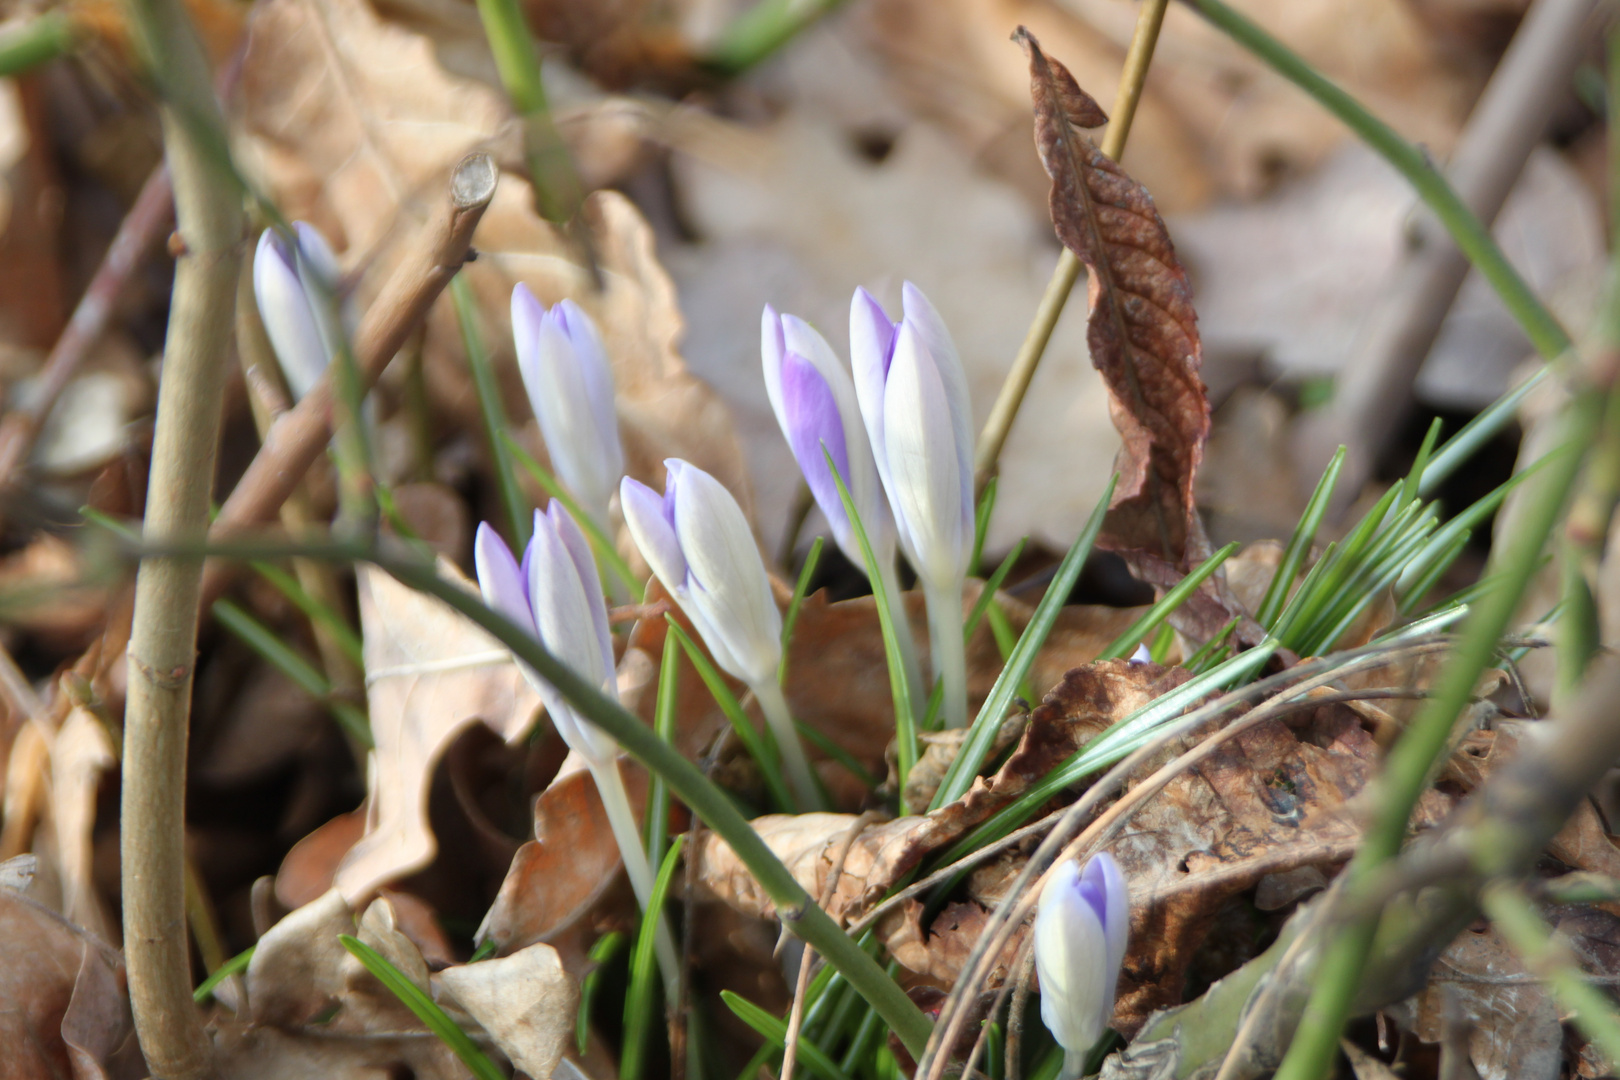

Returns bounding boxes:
[120,0,244,1071]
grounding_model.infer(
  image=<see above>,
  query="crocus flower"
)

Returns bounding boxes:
[621,460,821,809]
[850,283,975,727]
[849,283,974,592]
[253,223,349,401]
[1034,853,1130,1072]
[512,284,624,534]
[474,506,679,997]
[761,306,893,570]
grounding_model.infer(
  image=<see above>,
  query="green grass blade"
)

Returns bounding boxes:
[1097,541,1239,660]
[930,477,1115,811]
[780,535,825,682]
[720,990,855,1080]
[250,559,364,667]
[212,599,372,747]
[1396,529,1471,616]
[339,935,506,1080]
[666,618,795,813]
[622,835,687,1080]
[1257,446,1344,627]
[972,475,998,577]
[825,450,920,800]
[645,631,680,864]
[965,539,1027,642]
[1404,416,1443,500]
[193,944,255,1003]
[505,431,641,599]
[1182,616,1239,672]
[452,272,530,549]
[1424,371,1551,494]
[795,722,878,790]
[578,931,628,1055]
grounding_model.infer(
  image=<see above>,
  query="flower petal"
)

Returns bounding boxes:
[667,460,782,686]
[760,305,789,424]
[546,500,614,688]
[554,299,624,485]
[901,282,974,532]
[526,509,619,763]
[473,522,532,630]
[1035,860,1111,1054]
[621,475,687,594]
[849,287,897,470]
[253,229,329,401]
[881,320,969,587]
[780,349,850,530]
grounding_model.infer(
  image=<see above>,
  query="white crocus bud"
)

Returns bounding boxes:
[512,284,624,535]
[621,460,821,810]
[1035,853,1130,1076]
[252,223,349,401]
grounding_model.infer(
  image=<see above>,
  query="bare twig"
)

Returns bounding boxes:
[0,165,173,490]
[1293,0,1599,508]
[199,153,498,602]
[120,0,243,1075]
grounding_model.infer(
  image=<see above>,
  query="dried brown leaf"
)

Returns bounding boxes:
[48,706,116,942]
[435,941,576,1080]
[1017,27,1208,569]
[335,560,540,904]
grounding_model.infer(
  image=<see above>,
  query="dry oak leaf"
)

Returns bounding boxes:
[334,560,540,905]
[435,942,577,1080]
[1017,28,1209,569]
[696,660,1189,927]
[0,888,130,1080]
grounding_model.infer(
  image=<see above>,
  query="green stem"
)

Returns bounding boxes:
[0,10,76,76]
[452,273,530,548]
[1183,0,1570,363]
[1275,400,1600,1080]
[702,0,850,76]
[753,677,823,811]
[923,578,968,729]
[878,555,927,729]
[471,0,581,225]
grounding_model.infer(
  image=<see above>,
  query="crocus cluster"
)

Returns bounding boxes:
[1034,853,1130,1077]
[512,284,624,538]
[622,461,821,810]
[252,223,351,401]
[474,505,679,997]
[761,283,975,728]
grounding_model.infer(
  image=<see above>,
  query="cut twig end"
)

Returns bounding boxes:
[452,153,498,210]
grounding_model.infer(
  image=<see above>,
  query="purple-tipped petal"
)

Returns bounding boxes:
[1034,859,1111,1055]
[900,281,974,529]
[554,299,623,480]
[253,228,329,401]
[473,522,533,633]
[1087,852,1130,987]
[850,287,898,464]
[882,320,969,587]
[621,475,687,592]
[780,349,851,536]
[546,500,615,686]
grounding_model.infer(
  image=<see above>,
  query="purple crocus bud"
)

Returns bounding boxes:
[761,307,894,570]
[473,509,618,767]
[512,284,625,532]
[621,460,782,688]
[848,283,974,593]
[253,223,349,401]
[1034,853,1130,1064]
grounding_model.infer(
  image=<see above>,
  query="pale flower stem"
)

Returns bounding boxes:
[753,677,822,811]
[589,756,681,1001]
[1062,1048,1089,1080]
[876,557,926,728]
[924,578,969,729]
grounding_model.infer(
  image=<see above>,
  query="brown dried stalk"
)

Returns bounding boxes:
[0,164,173,490]
[199,153,498,601]
[120,0,242,1077]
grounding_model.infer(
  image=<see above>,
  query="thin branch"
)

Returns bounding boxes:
[0,165,173,490]
[120,0,244,1073]
[200,153,497,602]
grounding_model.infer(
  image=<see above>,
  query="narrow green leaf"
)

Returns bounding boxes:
[645,630,681,864]
[578,931,628,1055]
[1098,542,1239,660]
[780,535,825,682]
[506,432,642,599]
[339,935,506,1080]
[1256,446,1343,628]
[824,450,920,801]
[193,945,255,1003]
[931,477,1115,811]
[452,272,530,548]
[212,599,372,748]
[720,990,855,1080]
[622,836,687,1080]
[666,618,795,813]
[972,475,998,577]
[965,539,1027,642]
